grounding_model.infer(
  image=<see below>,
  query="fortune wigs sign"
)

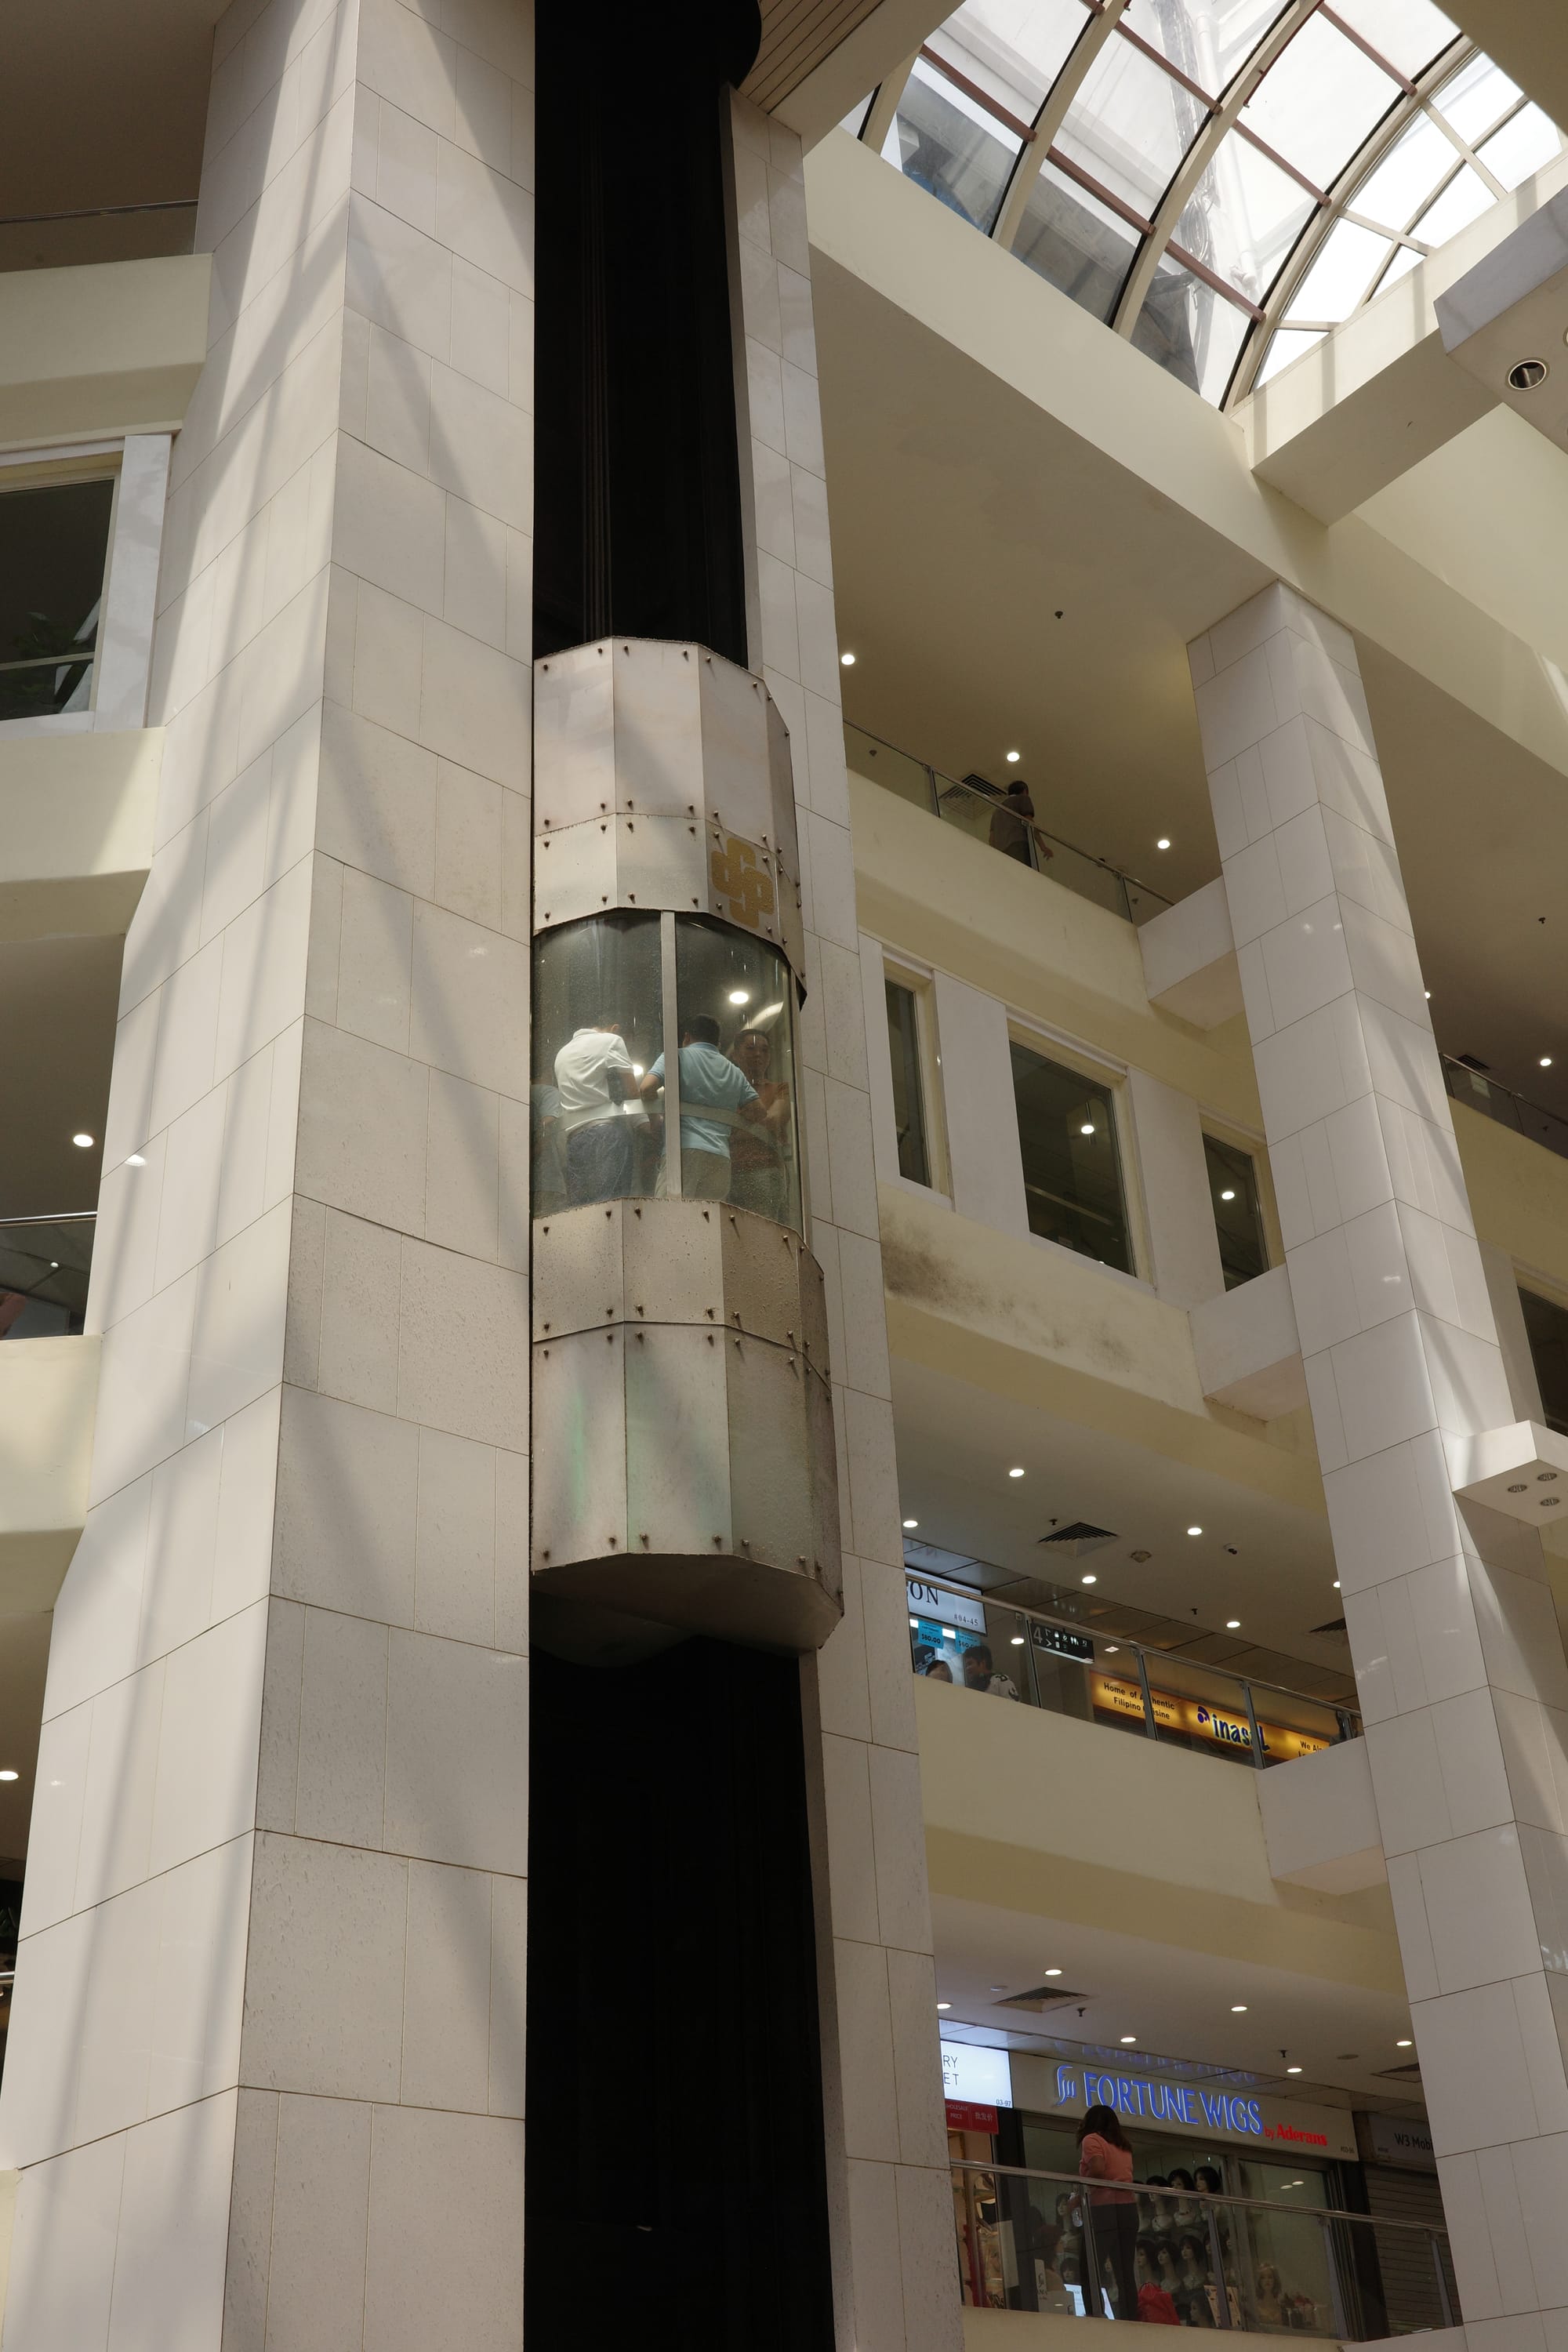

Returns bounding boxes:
[1011,2053,1357,2162]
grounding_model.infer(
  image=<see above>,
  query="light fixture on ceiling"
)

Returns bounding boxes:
[728,989,750,1005]
[1011,1635,1025,1646]
[908,1617,920,1628]
[1105,1645,1119,1654]
[1081,1573,1097,1585]
[72,1132,94,1149]
[989,1984,1006,1993]
[1508,358,1548,390]
[902,1517,918,1529]
[1120,2035,1137,2045]
[1008,1466,1025,1479]
[1006,750,1021,764]
[1079,1121,1094,1135]
[1219,1189,1236,1202]
[1156,837,1171,851]
[1287,2065,1302,2075]
[127,1152,146,1167]
[1231,2004,1247,2013]
[1187,1525,1202,1537]
[1396,2038,1413,2049]
[1541,1056,1554,1068]
[1333,1580,1341,1589]
[0,1770,16,1784]
[937,2000,950,2011]
[1226,1619,1240,1630]
[1424,989,1432,1000]
[840,651,855,666]
[1045,1967,1062,1977]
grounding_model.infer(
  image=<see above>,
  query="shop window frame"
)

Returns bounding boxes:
[880,953,949,1200]
[1200,1120,1278,1291]
[1007,1015,1145,1285]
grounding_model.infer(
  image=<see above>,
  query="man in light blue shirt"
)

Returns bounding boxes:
[641,1014,767,1200]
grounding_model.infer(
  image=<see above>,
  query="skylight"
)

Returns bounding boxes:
[848,0,1566,405]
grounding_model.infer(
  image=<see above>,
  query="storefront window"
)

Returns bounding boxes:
[1011,1042,1132,1272]
[672,916,801,1232]
[532,912,662,1214]
[532,913,802,1232]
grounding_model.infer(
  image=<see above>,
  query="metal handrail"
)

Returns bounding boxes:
[951,2161,1434,2240]
[0,1211,96,1228]
[1442,1052,1568,1163]
[846,722,1175,916]
[913,1570,1359,1739]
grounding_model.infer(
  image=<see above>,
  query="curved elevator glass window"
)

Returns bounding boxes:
[533,912,801,1230]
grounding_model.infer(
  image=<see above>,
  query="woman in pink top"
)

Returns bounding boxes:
[1077,2103,1140,2321]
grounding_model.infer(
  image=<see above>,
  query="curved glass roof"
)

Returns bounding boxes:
[846,0,1565,405]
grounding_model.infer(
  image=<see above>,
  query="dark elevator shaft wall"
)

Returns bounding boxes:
[524,1639,837,2350]
[532,0,758,662]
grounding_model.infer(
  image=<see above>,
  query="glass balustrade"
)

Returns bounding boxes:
[1443,1054,1568,1165]
[844,721,1174,923]
[907,1576,1356,1766]
[953,2161,1457,2336]
[0,1214,94,1338]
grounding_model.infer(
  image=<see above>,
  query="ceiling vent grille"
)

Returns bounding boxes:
[1037,1523,1118,1560]
[996,1985,1091,2013]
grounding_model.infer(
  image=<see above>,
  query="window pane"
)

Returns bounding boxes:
[1410,162,1494,245]
[1120,0,1290,98]
[0,478,113,722]
[1436,52,1521,146]
[1352,108,1461,230]
[673,918,801,1231]
[934,0,1092,122]
[841,93,874,136]
[1285,218,1393,321]
[1240,15,1400,189]
[1010,1043,1132,1272]
[1178,134,1318,303]
[1521,1289,1568,1438]
[1478,103,1565,190]
[886,982,932,1187]
[1327,0,1458,78]
[532,913,662,1214]
[1372,240,1424,295]
[1013,160,1138,319]
[1254,324,1324,383]
[1057,35,1206,220]
[1204,1135,1268,1289]
[1134,261,1250,401]
[889,58,1023,230]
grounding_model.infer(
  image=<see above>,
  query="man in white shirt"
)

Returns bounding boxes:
[554,1020,637,1203]
[641,1014,768,1200]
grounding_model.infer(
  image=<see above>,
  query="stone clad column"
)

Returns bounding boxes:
[728,93,961,2352]
[0,0,535,2339]
[1191,582,1568,2343]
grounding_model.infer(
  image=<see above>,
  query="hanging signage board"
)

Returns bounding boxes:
[1364,2112,1436,2171]
[942,2042,1014,2111]
[1012,2053,1357,2162]
[907,1577,986,1633]
[1088,1673,1330,1765]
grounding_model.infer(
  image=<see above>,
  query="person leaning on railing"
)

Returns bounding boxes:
[987,779,1053,867]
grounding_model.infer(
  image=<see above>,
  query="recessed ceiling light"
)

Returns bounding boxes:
[1231,2004,1247,2013]
[1006,750,1021,764]
[1080,1121,1094,1135]
[728,989,750,1005]
[1287,2065,1302,2075]
[1424,989,1432,1000]
[1156,837,1171,851]
[909,1617,919,1628]
[72,1132,94,1149]
[1045,1967,1062,1977]
[902,1517,918,1529]
[1105,1646,1119,1654]
[0,1770,16,1783]
[1081,1573,1097,1585]
[1396,2038,1412,2048]
[1187,1526,1202,1537]
[1219,1189,1236,1202]
[1541,1057,1554,1068]
[126,1153,146,1167]
[937,2001,950,2011]
[1010,1635,1025,1646]
[1333,1580,1341,1589]
[840,651,855,666]
[1120,2035,1137,2045]
[1008,1466,1025,1478]
[989,1984,1006,1993]
[1226,1619,1240,1630]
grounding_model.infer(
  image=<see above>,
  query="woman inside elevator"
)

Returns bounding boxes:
[1077,2103,1139,2320]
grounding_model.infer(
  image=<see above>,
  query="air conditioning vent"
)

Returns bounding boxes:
[1457,1053,1491,1073]
[1037,1522,1117,1559]
[1374,2060,1422,2082]
[1310,1617,1348,1637]
[996,1985,1092,2013]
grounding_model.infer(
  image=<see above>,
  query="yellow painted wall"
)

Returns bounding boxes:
[918,1677,1402,1995]
[1455,1098,1568,1296]
[0,726,161,939]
